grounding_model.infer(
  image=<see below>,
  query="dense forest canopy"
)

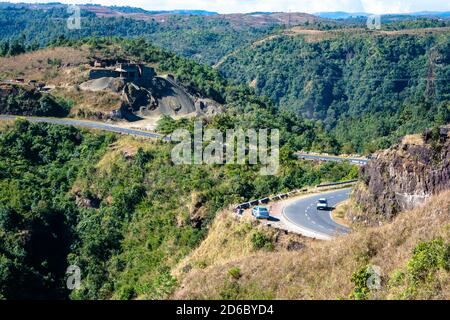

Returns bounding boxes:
[0,119,357,299]
[219,33,450,152]
[0,7,275,65]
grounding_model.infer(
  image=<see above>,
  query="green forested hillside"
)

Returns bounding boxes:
[219,32,450,152]
[0,38,361,300]
[0,37,348,154]
[0,119,356,300]
[0,85,70,117]
[0,7,274,65]
[1,7,449,153]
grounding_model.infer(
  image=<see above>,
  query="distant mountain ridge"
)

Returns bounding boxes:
[315,12,370,19]
[109,6,218,15]
[316,11,450,19]
[1,2,449,18]
[0,2,218,15]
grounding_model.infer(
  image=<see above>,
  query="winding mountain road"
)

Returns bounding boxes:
[296,153,369,165]
[0,115,171,141]
[1,115,354,240]
[282,188,352,240]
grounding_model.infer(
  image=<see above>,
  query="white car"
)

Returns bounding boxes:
[316,198,328,210]
[251,206,270,219]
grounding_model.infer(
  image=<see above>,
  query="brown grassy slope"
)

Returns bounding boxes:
[0,47,90,84]
[51,87,122,115]
[0,46,126,116]
[172,212,309,279]
[174,191,450,300]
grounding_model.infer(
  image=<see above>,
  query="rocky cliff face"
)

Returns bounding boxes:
[79,73,223,119]
[352,125,450,223]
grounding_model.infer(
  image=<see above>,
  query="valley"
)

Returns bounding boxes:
[0,2,448,302]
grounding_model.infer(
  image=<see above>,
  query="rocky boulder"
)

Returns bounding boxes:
[352,125,450,222]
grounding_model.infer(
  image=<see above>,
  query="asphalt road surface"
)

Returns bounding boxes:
[0,115,170,141]
[283,188,352,238]
[297,153,369,165]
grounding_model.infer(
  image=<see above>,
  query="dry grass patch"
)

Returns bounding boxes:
[0,47,90,84]
[332,199,352,228]
[401,134,424,146]
[0,120,14,132]
[52,87,122,116]
[95,136,153,173]
[173,211,308,279]
[174,191,450,300]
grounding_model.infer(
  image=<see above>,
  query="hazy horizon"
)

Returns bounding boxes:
[3,0,450,15]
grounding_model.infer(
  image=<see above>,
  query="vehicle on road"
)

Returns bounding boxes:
[316,198,329,210]
[252,206,270,219]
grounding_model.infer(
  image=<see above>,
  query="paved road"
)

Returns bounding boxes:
[283,188,352,239]
[297,153,369,165]
[0,115,171,141]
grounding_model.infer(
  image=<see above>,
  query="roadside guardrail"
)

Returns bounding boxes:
[234,180,357,213]
[316,179,358,188]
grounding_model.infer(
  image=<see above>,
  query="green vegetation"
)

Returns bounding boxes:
[350,239,450,300]
[389,238,449,299]
[350,265,378,300]
[0,7,273,65]
[0,120,111,299]
[0,85,71,117]
[250,231,274,251]
[0,120,356,299]
[228,267,242,280]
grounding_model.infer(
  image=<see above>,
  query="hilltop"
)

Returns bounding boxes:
[0,42,223,125]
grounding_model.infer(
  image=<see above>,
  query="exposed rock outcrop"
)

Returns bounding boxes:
[352,125,450,223]
[79,69,223,120]
[79,77,126,92]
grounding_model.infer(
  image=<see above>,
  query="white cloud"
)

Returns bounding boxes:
[5,0,450,14]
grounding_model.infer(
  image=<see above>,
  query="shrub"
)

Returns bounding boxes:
[219,279,241,300]
[350,266,372,300]
[407,239,447,283]
[350,265,381,300]
[250,231,274,251]
[388,239,449,299]
[228,267,241,280]
[117,285,136,300]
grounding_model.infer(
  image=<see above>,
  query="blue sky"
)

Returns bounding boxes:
[6,0,450,14]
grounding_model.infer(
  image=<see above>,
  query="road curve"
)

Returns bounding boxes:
[283,188,352,239]
[297,153,369,165]
[0,115,171,141]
